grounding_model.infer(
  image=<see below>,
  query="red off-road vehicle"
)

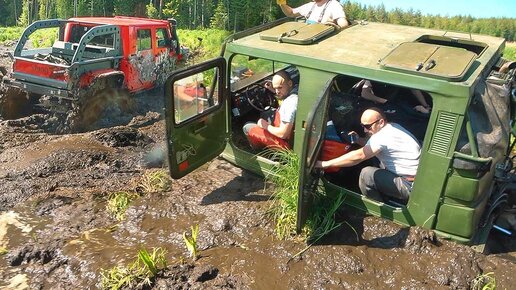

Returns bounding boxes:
[0,16,182,131]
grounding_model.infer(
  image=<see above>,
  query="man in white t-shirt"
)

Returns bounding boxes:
[243,71,298,149]
[316,108,421,202]
[278,0,348,29]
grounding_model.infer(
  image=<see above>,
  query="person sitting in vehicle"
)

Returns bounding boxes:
[315,107,421,203]
[243,71,298,150]
[359,80,432,114]
[277,0,349,29]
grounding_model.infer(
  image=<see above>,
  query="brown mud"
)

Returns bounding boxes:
[0,46,515,289]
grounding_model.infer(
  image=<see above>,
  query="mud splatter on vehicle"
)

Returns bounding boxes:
[0,16,183,133]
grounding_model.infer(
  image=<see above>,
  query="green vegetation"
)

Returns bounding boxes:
[0,247,7,255]
[182,224,199,261]
[0,27,23,44]
[106,191,139,221]
[29,27,58,48]
[177,29,230,61]
[505,43,516,61]
[266,149,354,244]
[471,272,496,290]
[101,247,167,290]
[266,149,300,240]
[139,169,172,194]
[106,170,172,221]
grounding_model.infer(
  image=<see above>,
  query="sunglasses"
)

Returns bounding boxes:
[361,118,381,130]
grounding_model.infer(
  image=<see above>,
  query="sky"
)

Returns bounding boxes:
[351,0,516,18]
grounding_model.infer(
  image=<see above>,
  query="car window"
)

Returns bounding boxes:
[137,29,152,51]
[156,28,170,48]
[173,68,220,123]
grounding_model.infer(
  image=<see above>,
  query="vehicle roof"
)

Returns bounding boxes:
[228,21,505,96]
[67,16,169,27]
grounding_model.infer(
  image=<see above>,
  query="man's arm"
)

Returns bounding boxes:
[336,17,349,29]
[257,118,293,139]
[279,4,300,18]
[316,144,377,169]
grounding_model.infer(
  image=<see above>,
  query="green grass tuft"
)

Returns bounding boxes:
[139,169,172,194]
[183,224,200,261]
[471,272,496,290]
[265,149,355,245]
[101,247,167,290]
[106,191,139,221]
[265,149,301,240]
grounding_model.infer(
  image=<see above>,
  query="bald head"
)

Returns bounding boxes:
[361,107,386,134]
[272,71,293,99]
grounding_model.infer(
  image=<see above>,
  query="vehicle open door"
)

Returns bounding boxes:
[296,79,333,232]
[164,57,227,179]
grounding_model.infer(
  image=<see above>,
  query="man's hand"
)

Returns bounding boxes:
[257,118,269,130]
[264,80,274,93]
[315,160,325,169]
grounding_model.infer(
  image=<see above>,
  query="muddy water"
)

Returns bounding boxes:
[0,120,515,289]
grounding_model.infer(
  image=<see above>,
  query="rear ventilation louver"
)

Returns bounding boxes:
[429,111,458,156]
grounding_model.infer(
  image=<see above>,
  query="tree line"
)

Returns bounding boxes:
[0,0,514,41]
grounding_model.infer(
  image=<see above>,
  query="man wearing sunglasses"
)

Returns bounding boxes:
[316,107,421,203]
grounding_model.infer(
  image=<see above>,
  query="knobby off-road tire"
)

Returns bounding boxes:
[63,86,133,133]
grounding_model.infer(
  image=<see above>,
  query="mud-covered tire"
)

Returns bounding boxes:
[0,86,31,120]
[64,87,133,133]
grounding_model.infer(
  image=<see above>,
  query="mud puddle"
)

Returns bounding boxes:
[0,118,514,289]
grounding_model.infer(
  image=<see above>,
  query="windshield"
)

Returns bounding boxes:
[230,54,289,92]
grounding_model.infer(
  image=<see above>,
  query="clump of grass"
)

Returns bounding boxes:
[471,272,496,290]
[183,224,199,261]
[265,149,300,240]
[139,169,172,194]
[106,191,139,221]
[0,247,7,255]
[101,247,167,290]
[265,149,356,248]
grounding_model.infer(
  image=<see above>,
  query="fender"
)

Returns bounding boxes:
[79,69,125,89]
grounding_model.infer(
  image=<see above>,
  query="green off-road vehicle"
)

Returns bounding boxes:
[163,19,516,250]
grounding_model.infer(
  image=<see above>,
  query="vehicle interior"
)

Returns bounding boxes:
[227,54,433,205]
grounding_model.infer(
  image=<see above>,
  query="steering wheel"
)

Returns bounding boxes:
[245,81,276,112]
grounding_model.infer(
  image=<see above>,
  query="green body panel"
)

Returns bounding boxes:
[435,194,489,238]
[166,20,513,246]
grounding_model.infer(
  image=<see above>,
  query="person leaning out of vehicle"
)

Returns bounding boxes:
[277,0,349,29]
[242,71,298,150]
[315,107,421,203]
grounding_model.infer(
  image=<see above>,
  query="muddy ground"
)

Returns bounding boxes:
[0,46,515,289]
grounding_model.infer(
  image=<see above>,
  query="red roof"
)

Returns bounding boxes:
[67,16,170,27]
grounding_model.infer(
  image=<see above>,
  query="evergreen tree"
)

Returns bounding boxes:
[210,1,227,30]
